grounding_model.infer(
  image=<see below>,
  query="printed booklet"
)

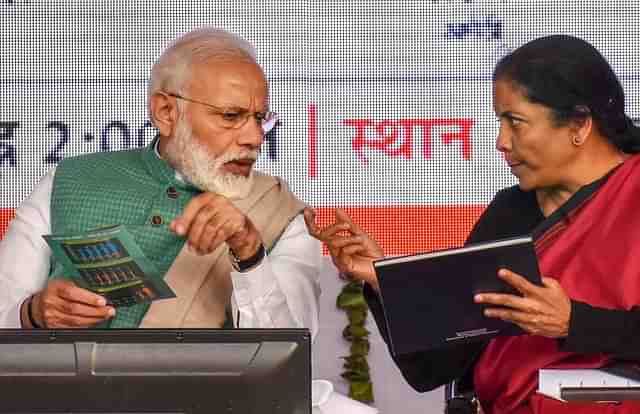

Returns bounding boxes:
[44,225,176,307]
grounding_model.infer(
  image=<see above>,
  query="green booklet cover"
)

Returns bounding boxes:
[43,225,176,308]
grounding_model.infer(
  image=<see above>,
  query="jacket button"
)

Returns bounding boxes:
[166,187,179,199]
[151,215,163,226]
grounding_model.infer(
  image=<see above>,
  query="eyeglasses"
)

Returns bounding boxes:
[166,92,279,134]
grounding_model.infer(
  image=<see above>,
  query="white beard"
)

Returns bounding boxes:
[164,116,257,199]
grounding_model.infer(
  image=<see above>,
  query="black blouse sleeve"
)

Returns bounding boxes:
[560,301,640,360]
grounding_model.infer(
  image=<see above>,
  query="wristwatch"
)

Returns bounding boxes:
[229,243,266,272]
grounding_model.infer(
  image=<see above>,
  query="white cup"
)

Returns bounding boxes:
[312,380,379,414]
[312,380,334,414]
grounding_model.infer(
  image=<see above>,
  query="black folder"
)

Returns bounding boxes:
[373,236,542,356]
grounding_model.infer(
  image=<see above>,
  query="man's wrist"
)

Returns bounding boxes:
[230,243,265,272]
[20,294,42,329]
[230,237,262,260]
[19,297,30,328]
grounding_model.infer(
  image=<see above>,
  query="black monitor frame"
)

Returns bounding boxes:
[0,329,311,414]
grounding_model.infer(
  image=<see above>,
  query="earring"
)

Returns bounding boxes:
[572,136,583,146]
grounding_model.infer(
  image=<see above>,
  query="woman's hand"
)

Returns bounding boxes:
[474,269,572,338]
[304,208,384,289]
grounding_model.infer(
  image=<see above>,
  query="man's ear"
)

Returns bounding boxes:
[149,92,179,138]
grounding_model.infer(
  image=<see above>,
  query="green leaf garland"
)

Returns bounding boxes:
[336,280,374,403]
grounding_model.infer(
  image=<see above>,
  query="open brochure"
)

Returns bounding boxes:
[43,225,176,307]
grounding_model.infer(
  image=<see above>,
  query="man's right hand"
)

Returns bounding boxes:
[29,279,116,328]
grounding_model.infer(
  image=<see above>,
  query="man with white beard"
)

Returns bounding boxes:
[0,27,322,334]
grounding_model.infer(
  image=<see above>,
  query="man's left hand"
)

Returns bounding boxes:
[474,269,571,338]
[170,193,262,258]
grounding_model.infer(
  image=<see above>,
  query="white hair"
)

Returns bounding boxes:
[164,111,257,199]
[147,27,257,119]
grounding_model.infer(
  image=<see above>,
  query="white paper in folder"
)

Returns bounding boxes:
[538,367,640,401]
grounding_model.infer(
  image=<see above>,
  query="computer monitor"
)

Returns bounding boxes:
[0,329,311,414]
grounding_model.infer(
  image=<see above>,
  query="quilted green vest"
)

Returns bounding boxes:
[49,142,201,327]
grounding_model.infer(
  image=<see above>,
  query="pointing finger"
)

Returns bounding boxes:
[336,209,365,235]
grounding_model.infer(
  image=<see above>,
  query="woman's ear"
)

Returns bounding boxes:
[149,92,179,138]
[569,108,593,147]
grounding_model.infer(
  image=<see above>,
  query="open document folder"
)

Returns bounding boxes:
[538,363,640,402]
[373,236,542,355]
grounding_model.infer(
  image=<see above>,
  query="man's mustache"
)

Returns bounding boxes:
[219,150,259,163]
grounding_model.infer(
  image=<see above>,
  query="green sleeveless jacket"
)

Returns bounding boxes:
[49,143,200,327]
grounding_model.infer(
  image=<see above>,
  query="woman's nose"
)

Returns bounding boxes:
[495,124,511,153]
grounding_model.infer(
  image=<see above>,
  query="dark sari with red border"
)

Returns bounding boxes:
[474,154,640,414]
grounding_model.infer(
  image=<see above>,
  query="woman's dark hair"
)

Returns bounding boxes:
[493,34,640,153]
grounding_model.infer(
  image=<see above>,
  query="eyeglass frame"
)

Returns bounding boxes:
[165,92,279,133]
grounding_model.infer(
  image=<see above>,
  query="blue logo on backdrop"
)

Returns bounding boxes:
[446,16,502,41]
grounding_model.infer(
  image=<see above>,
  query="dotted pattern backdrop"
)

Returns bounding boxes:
[2,1,640,256]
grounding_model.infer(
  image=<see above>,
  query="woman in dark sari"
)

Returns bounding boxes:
[305,35,640,413]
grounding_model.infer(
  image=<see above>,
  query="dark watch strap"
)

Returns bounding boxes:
[230,243,266,272]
